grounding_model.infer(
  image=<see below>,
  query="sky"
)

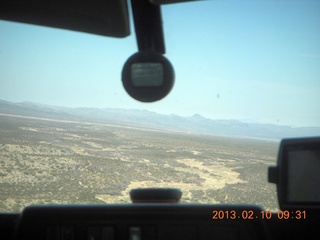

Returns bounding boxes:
[0,0,320,127]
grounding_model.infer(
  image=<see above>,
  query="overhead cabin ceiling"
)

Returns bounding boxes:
[0,0,130,38]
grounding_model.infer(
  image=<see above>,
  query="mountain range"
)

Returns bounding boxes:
[0,99,319,140]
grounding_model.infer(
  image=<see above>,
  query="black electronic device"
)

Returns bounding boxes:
[268,137,320,210]
[122,51,174,102]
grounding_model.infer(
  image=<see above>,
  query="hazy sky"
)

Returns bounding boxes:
[0,1,319,127]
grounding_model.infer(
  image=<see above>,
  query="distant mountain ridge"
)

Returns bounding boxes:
[0,99,319,140]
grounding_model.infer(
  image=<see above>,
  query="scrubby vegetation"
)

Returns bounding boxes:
[0,115,278,212]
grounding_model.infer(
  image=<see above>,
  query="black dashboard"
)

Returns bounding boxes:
[2,204,320,240]
[11,204,271,240]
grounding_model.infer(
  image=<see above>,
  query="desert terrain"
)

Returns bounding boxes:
[0,114,279,212]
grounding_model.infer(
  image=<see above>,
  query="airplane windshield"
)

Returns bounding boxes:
[0,0,320,213]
